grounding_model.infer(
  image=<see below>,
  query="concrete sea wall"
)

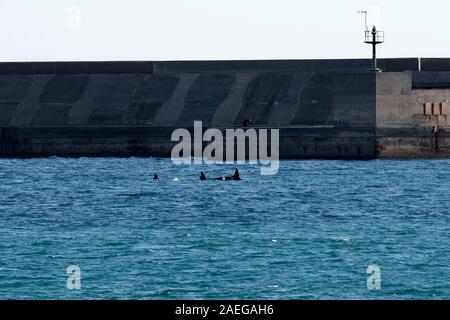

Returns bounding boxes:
[0,58,449,159]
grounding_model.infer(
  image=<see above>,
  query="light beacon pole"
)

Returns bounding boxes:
[365,25,384,72]
[358,10,384,72]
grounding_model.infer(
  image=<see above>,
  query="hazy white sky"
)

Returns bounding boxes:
[0,0,448,62]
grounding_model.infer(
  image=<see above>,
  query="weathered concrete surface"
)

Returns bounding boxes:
[0,126,376,159]
[0,58,449,159]
[376,72,450,158]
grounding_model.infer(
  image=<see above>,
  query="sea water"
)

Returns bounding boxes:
[0,158,449,299]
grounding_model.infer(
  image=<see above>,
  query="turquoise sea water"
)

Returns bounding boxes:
[1,158,450,300]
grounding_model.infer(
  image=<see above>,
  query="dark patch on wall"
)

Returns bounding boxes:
[88,75,139,125]
[380,59,418,72]
[122,75,179,125]
[94,75,138,104]
[155,58,420,74]
[234,73,293,125]
[40,75,89,104]
[291,74,334,125]
[133,74,179,102]
[124,102,165,125]
[421,59,450,72]
[412,72,450,89]
[0,62,154,74]
[88,103,130,125]
[31,104,72,126]
[0,102,18,125]
[0,75,31,101]
[177,74,235,125]
[333,73,374,96]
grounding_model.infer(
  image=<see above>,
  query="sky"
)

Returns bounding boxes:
[0,0,448,62]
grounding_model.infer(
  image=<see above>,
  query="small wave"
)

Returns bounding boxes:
[333,236,351,242]
[122,192,158,198]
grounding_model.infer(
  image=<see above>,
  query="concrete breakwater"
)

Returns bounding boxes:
[0,58,449,159]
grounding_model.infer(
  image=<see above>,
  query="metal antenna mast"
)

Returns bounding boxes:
[357,10,368,31]
[358,11,384,72]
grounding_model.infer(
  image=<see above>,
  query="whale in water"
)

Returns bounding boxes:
[199,169,241,181]
[215,169,241,181]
